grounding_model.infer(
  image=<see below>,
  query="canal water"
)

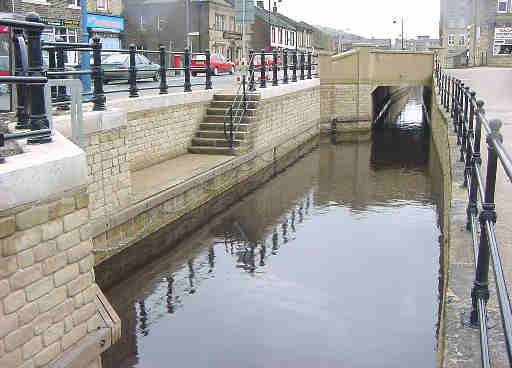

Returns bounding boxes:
[102,88,443,368]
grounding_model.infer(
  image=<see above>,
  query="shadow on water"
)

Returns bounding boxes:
[102,87,443,368]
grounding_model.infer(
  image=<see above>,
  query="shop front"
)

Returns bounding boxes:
[493,26,512,55]
[40,17,81,66]
[86,13,124,58]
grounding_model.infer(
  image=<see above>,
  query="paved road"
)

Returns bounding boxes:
[449,67,512,284]
[102,70,287,100]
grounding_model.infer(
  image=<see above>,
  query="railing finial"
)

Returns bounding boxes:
[489,119,503,144]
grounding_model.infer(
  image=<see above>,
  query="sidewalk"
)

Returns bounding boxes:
[442,67,512,367]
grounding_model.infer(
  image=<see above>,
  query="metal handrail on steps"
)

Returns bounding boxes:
[223,54,255,149]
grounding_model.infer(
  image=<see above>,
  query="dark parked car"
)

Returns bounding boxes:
[191,53,234,76]
[102,53,160,83]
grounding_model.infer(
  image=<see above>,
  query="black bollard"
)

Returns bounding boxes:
[260,49,266,88]
[159,45,168,94]
[129,44,139,98]
[92,37,106,110]
[272,50,278,86]
[205,50,212,90]
[13,27,29,129]
[283,49,288,84]
[25,13,51,143]
[300,52,305,80]
[184,48,192,92]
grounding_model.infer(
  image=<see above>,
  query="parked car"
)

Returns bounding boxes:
[102,53,160,83]
[191,53,234,76]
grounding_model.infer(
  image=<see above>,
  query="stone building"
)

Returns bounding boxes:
[86,0,125,52]
[439,0,472,65]
[466,0,512,66]
[0,0,82,63]
[249,1,313,53]
[123,0,242,63]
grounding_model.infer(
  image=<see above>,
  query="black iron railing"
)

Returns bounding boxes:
[43,39,211,111]
[0,13,53,163]
[223,49,318,148]
[247,49,317,91]
[436,57,512,368]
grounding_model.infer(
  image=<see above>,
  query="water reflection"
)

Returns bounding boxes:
[103,89,442,368]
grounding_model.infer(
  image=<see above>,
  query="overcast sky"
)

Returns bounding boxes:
[271,0,440,40]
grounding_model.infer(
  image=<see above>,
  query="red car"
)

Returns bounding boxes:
[191,53,234,76]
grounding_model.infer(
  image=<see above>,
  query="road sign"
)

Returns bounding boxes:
[235,0,255,24]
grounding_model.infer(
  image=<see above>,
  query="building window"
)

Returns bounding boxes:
[215,15,224,31]
[97,0,108,10]
[140,16,146,31]
[272,26,276,43]
[42,27,78,65]
[279,28,282,44]
[448,17,456,28]
[448,34,455,47]
[67,0,80,7]
[498,0,508,12]
[459,34,465,46]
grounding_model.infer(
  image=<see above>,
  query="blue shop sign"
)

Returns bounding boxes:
[86,14,124,31]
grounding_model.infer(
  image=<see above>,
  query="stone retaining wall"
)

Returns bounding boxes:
[89,80,321,287]
[0,134,120,368]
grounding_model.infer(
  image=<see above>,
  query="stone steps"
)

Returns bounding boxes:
[199,122,251,131]
[191,137,244,148]
[196,130,248,140]
[188,146,236,155]
[210,100,258,109]
[188,93,259,155]
[204,115,255,124]
[207,107,257,117]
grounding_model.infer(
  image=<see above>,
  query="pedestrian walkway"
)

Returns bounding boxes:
[442,67,512,367]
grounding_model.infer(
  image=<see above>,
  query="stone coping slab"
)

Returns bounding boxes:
[0,132,87,211]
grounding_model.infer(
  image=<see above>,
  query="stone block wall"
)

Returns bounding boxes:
[320,83,373,125]
[252,83,321,153]
[84,127,132,221]
[0,188,101,368]
[125,102,209,172]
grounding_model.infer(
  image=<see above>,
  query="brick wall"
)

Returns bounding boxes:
[8,0,81,24]
[0,188,101,368]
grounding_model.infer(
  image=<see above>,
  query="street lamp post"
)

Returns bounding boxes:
[393,17,404,50]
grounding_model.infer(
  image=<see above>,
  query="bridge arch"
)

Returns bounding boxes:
[319,44,435,127]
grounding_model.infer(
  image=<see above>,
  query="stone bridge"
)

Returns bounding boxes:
[319,44,436,131]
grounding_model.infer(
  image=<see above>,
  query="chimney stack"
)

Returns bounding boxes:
[257,1,264,9]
